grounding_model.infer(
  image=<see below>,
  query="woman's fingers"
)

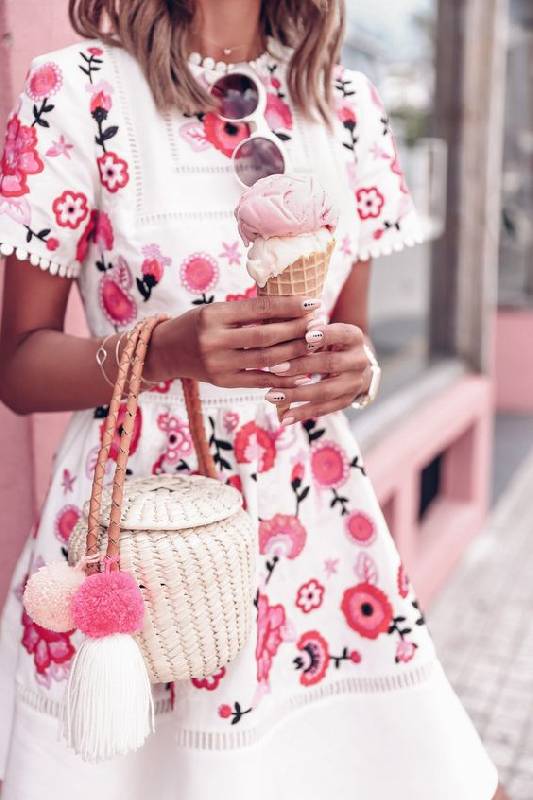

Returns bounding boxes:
[220,314,312,349]
[270,346,368,378]
[218,295,322,325]
[280,394,357,425]
[304,321,364,352]
[265,373,365,405]
[215,369,314,390]
[237,336,311,370]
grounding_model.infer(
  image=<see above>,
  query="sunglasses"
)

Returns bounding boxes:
[209,69,288,188]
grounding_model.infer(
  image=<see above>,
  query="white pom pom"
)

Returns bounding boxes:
[23,561,84,632]
[63,633,154,762]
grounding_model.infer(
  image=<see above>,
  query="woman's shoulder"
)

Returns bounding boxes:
[27,39,107,83]
[20,39,118,124]
[334,65,384,109]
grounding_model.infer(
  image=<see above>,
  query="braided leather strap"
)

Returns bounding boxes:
[84,316,217,571]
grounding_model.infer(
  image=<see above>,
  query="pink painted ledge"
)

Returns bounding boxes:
[364,375,493,607]
[494,309,533,413]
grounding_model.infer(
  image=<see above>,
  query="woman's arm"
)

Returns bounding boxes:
[0,256,117,414]
[0,255,320,416]
[329,259,372,335]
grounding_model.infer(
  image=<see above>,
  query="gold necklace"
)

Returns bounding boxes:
[190,31,264,58]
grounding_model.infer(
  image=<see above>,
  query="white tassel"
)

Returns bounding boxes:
[63,633,154,762]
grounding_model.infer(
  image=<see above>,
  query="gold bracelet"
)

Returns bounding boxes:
[95,334,116,388]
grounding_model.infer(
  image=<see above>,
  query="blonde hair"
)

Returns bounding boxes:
[68,0,345,122]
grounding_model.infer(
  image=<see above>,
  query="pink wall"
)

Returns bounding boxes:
[364,375,493,607]
[0,2,79,607]
[493,309,533,413]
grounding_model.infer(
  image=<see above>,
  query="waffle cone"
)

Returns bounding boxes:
[258,238,335,297]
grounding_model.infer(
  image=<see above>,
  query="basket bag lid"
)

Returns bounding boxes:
[93,475,243,531]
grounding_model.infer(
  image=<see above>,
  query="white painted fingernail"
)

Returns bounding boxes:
[302,298,322,310]
[294,376,311,385]
[305,329,324,344]
[265,390,286,402]
[271,362,291,373]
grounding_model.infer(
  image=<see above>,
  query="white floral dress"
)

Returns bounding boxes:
[0,39,497,800]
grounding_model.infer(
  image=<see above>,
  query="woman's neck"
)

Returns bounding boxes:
[189,0,264,63]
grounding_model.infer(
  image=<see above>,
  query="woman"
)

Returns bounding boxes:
[0,1,506,797]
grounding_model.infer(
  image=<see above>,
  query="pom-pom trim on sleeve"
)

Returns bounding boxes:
[0,242,81,278]
[354,230,426,262]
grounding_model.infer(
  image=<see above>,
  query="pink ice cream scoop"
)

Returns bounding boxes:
[235,173,339,246]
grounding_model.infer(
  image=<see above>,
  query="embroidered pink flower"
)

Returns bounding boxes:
[295,630,330,687]
[226,474,246,510]
[234,421,276,473]
[180,252,219,295]
[223,411,240,434]
[140,243,171,283]
[256,592,287,684]
[52,190,89,229]
[21,610,75,686]
[345,510,377,546]
[336,101,356,125]
[203,112,251,158]
[26,62,63,101]
[101,401,142,461]
[46,237,59,251]
[397,563,410,598]
[88,47,103,57]
[341,582,393,640]
[99,257,137,327]
[153,412,193,474]
[295,579,325,614]
[191,667,226,691]
[291,462,305,483]
[218,703,232,718]
[350,649,362,663]
[76,209,114,262]
[157,413,192,454]
[265,93,293,131]
[219,241,241,266]
[90,90,112,114]
[46,135,74,159]
[324,557,339,577]
[356,186,385,220]
[54,504,81,545]
[0,114,44,197]
[149,380,172,394]
[310,440,349,489]
[259,514,307,558]
[97,151,129,192]
[395,639,417,664]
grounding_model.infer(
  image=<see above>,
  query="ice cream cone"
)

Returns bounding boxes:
[258,239,335,298]
[235,174,339,423]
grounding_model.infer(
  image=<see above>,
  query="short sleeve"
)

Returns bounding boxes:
[0,49,98,277]
[337,69,424,261]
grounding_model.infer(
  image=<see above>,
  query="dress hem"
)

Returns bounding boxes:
[16,659,437,751]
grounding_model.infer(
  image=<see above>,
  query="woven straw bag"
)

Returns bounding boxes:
[68,315,256,684]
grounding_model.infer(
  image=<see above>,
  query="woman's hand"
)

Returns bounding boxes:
[145,295,322,389]
[264,322,373,424]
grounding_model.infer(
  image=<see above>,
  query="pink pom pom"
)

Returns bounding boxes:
[72,570,144,638]
[23,561,85,632]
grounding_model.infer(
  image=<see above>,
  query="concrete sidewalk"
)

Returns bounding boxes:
[429,446,533,799]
